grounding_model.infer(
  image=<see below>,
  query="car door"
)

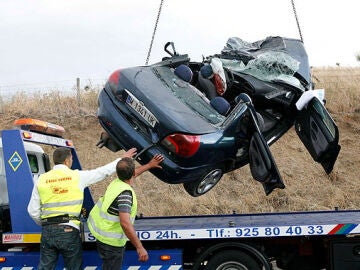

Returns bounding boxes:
[295,97,341,174]
[247,106,285,195]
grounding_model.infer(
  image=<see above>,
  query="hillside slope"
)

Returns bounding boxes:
[1,67,359,216]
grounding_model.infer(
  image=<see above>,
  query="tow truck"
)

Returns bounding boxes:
[1,118,360,269]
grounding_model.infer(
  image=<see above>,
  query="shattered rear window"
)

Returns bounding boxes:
[153,67,225,125]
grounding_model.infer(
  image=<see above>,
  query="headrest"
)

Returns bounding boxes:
[174,64,193,83]
[200,64,213,79]
[210,97,230,116]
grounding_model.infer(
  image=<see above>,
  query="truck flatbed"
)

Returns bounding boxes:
[132,210,360,240]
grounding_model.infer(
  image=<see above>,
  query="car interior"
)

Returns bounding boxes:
[165,60,290,137]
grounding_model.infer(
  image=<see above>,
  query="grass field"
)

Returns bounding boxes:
[1,67,359,217]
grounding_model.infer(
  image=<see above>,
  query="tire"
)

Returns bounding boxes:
[183,168,223,197]
[205,250,260,270]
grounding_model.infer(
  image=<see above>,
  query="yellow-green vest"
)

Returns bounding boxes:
[87,179,137,247]
[37,167,82,226]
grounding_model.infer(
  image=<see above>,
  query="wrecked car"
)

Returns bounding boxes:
[96,36,341,197]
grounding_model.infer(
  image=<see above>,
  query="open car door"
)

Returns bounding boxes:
[246,105,285,195]
[295,97,341,174]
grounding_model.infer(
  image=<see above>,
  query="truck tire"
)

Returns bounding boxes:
[205,250,260,270]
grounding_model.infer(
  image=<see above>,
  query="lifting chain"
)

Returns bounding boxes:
[145,0,164,65]
[291,0,304,42]
[145,0,302,64]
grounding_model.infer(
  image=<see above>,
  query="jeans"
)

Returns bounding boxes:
[96,240,125,270]
[38,225,82,270]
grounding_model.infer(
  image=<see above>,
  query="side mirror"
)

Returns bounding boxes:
[42,153,51,172]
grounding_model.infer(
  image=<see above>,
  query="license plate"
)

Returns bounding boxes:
[125,90,158,128]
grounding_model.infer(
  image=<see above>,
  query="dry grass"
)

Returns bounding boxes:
[312,67,360,114]
[1,67,359,217]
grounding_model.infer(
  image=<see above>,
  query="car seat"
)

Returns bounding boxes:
[197,64,217,99]
[174,64,193,83]
[210,97,231,116]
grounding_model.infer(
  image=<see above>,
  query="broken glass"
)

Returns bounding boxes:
[153,67,225,125]
[221,37,306,89]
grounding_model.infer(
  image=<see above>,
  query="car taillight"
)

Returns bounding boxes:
[161,134,200,158]
[107,69,122,94]
[108,69,121,84]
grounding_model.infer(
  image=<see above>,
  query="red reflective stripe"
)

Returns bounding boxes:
[328,224,343,235]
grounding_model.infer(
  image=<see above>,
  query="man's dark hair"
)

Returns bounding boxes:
[53,147,72,165]
[116,157,135,181]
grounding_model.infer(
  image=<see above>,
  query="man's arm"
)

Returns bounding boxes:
[27,184,42,226]
[134,154,164,177]
[79,148,138,188]
[119,212,148,262]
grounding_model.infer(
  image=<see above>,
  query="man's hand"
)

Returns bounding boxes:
[137,246,149,262]
[123,148,137,159]
[119,212,148,262]
[148,154,164,169]
[133,154,164,177]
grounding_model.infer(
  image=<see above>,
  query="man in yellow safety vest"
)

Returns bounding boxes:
[87,155,164,270]
[27,146,143,269]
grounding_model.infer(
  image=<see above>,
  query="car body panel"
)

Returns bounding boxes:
[106,67,223,137]
[98,89,247,183]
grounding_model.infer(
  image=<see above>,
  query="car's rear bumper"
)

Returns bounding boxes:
[97,89,212,184]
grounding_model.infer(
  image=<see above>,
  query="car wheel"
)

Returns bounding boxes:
[204,250,260,270]
[183,168,223,197]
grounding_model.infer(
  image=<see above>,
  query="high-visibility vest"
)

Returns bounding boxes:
[87,179,137,247]
[37,168,82,226]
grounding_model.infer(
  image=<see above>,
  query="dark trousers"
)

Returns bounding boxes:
[38,225,82,270]
[96,240,125,270]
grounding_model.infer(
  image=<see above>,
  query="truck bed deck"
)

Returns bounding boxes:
[134,210,360,240]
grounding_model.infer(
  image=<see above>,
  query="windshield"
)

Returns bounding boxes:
[221,36,311,90]
[153,67,225,125]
